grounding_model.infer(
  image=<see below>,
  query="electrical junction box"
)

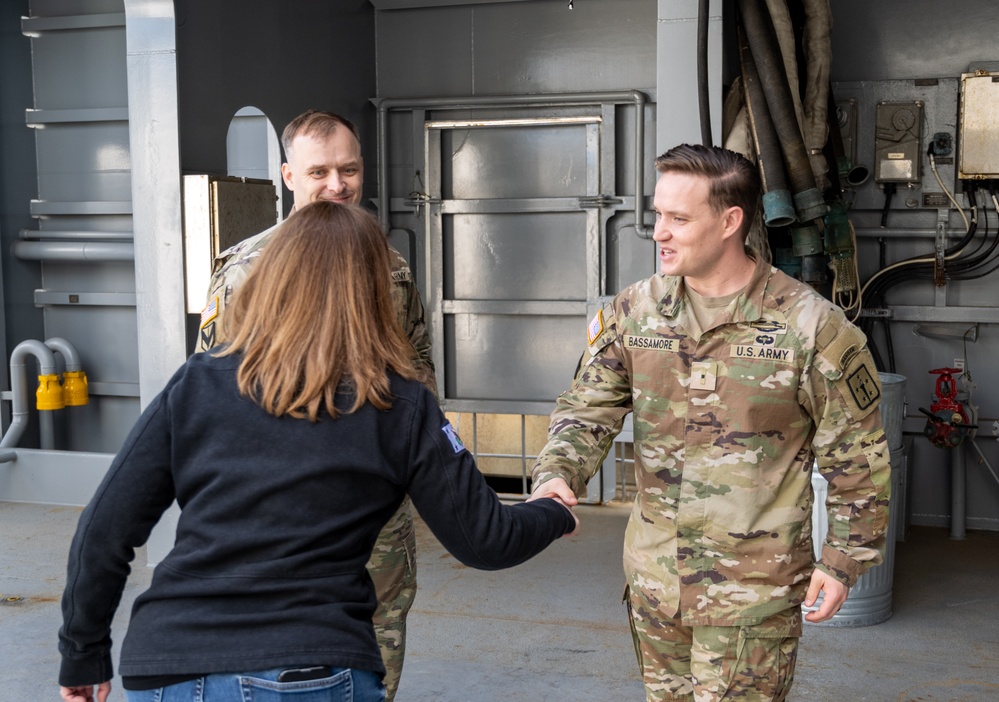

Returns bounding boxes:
[958,71,999,179]
[874,101,924,183]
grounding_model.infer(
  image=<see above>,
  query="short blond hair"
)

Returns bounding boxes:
[281,110,360,159]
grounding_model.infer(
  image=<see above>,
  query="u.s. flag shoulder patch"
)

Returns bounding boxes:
[442,422,466,454]
[587,309,604,345]
[200,296,219,327]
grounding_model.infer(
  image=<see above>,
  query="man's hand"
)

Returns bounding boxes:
[528,477,577,506]
[60,682,111,702]
[529,477,579,536]
[803,568,849,623]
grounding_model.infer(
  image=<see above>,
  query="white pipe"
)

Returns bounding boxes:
[1,340,59,449]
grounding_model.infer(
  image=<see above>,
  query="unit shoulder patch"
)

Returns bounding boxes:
[199,321,216,351]
[844,361,881,415]
[815,320,880,420]
[442,422,466,454]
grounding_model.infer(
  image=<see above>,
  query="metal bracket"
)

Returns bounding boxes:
[858,307,893,318]
[578,194,624,208]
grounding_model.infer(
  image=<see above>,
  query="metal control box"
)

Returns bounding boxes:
[874,101,924,183]
[958,71,999,179]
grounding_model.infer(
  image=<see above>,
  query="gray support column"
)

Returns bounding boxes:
[124,0,186,405]
[124,0,185,564]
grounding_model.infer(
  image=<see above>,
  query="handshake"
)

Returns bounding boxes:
[528,476,580,536]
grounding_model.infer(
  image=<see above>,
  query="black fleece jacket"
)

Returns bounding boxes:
[58,351,574,686]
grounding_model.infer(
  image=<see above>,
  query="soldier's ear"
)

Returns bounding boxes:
[721,206,744,242]
[281,162,294,190]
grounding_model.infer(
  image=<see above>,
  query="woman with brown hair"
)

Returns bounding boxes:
[57,202,577,702]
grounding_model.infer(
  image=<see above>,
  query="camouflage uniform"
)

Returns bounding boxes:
[197,222,435,702]
[533,257,891,701]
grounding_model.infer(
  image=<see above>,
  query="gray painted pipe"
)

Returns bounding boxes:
[951,443,966,540]
[20,229,134,241]
[1,340,59,449]
[11,241,134,262]
[0,450,17,464]
[45,337,83,372]
[39,411,56,451]
[39,338,85,450]
[375,90,652,238]
[854,227,968,241]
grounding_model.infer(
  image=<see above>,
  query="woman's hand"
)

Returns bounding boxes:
[60,681,111,702]
[530,477,580,536]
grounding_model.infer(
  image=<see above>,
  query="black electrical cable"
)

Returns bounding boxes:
[857,182,999,373]
[939,187,998,274]
[944,187,979,257]
[880,183,896,228]
[963,183,999,266]
[862,196,984,370]
[697,0,713,147]
[882,318,896,374]
[862,190,996,318]
[862,187,984,303]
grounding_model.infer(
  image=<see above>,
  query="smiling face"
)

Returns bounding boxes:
[281,127,363,208]
[652,170,744,291]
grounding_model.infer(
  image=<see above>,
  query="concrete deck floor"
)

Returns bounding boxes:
[2,499,998,701]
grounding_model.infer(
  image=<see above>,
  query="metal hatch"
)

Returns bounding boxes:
[422,115,606,415]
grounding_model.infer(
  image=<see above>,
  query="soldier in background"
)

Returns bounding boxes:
[197,110,434,702]
[529,144,891,702]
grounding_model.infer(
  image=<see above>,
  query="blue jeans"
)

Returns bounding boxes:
[125,667,385,702]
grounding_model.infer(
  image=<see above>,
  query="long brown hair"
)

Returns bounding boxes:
[216,202,418,420]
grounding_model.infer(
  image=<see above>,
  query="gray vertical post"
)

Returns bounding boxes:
[124,0,186,564]
[951,444,966,540]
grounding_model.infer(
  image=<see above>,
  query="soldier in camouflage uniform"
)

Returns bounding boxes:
[197,111,435,702]
[531,144,890,701]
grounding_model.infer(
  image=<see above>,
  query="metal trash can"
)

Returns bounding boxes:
[807,372,906,627]
[878,372,906,453]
